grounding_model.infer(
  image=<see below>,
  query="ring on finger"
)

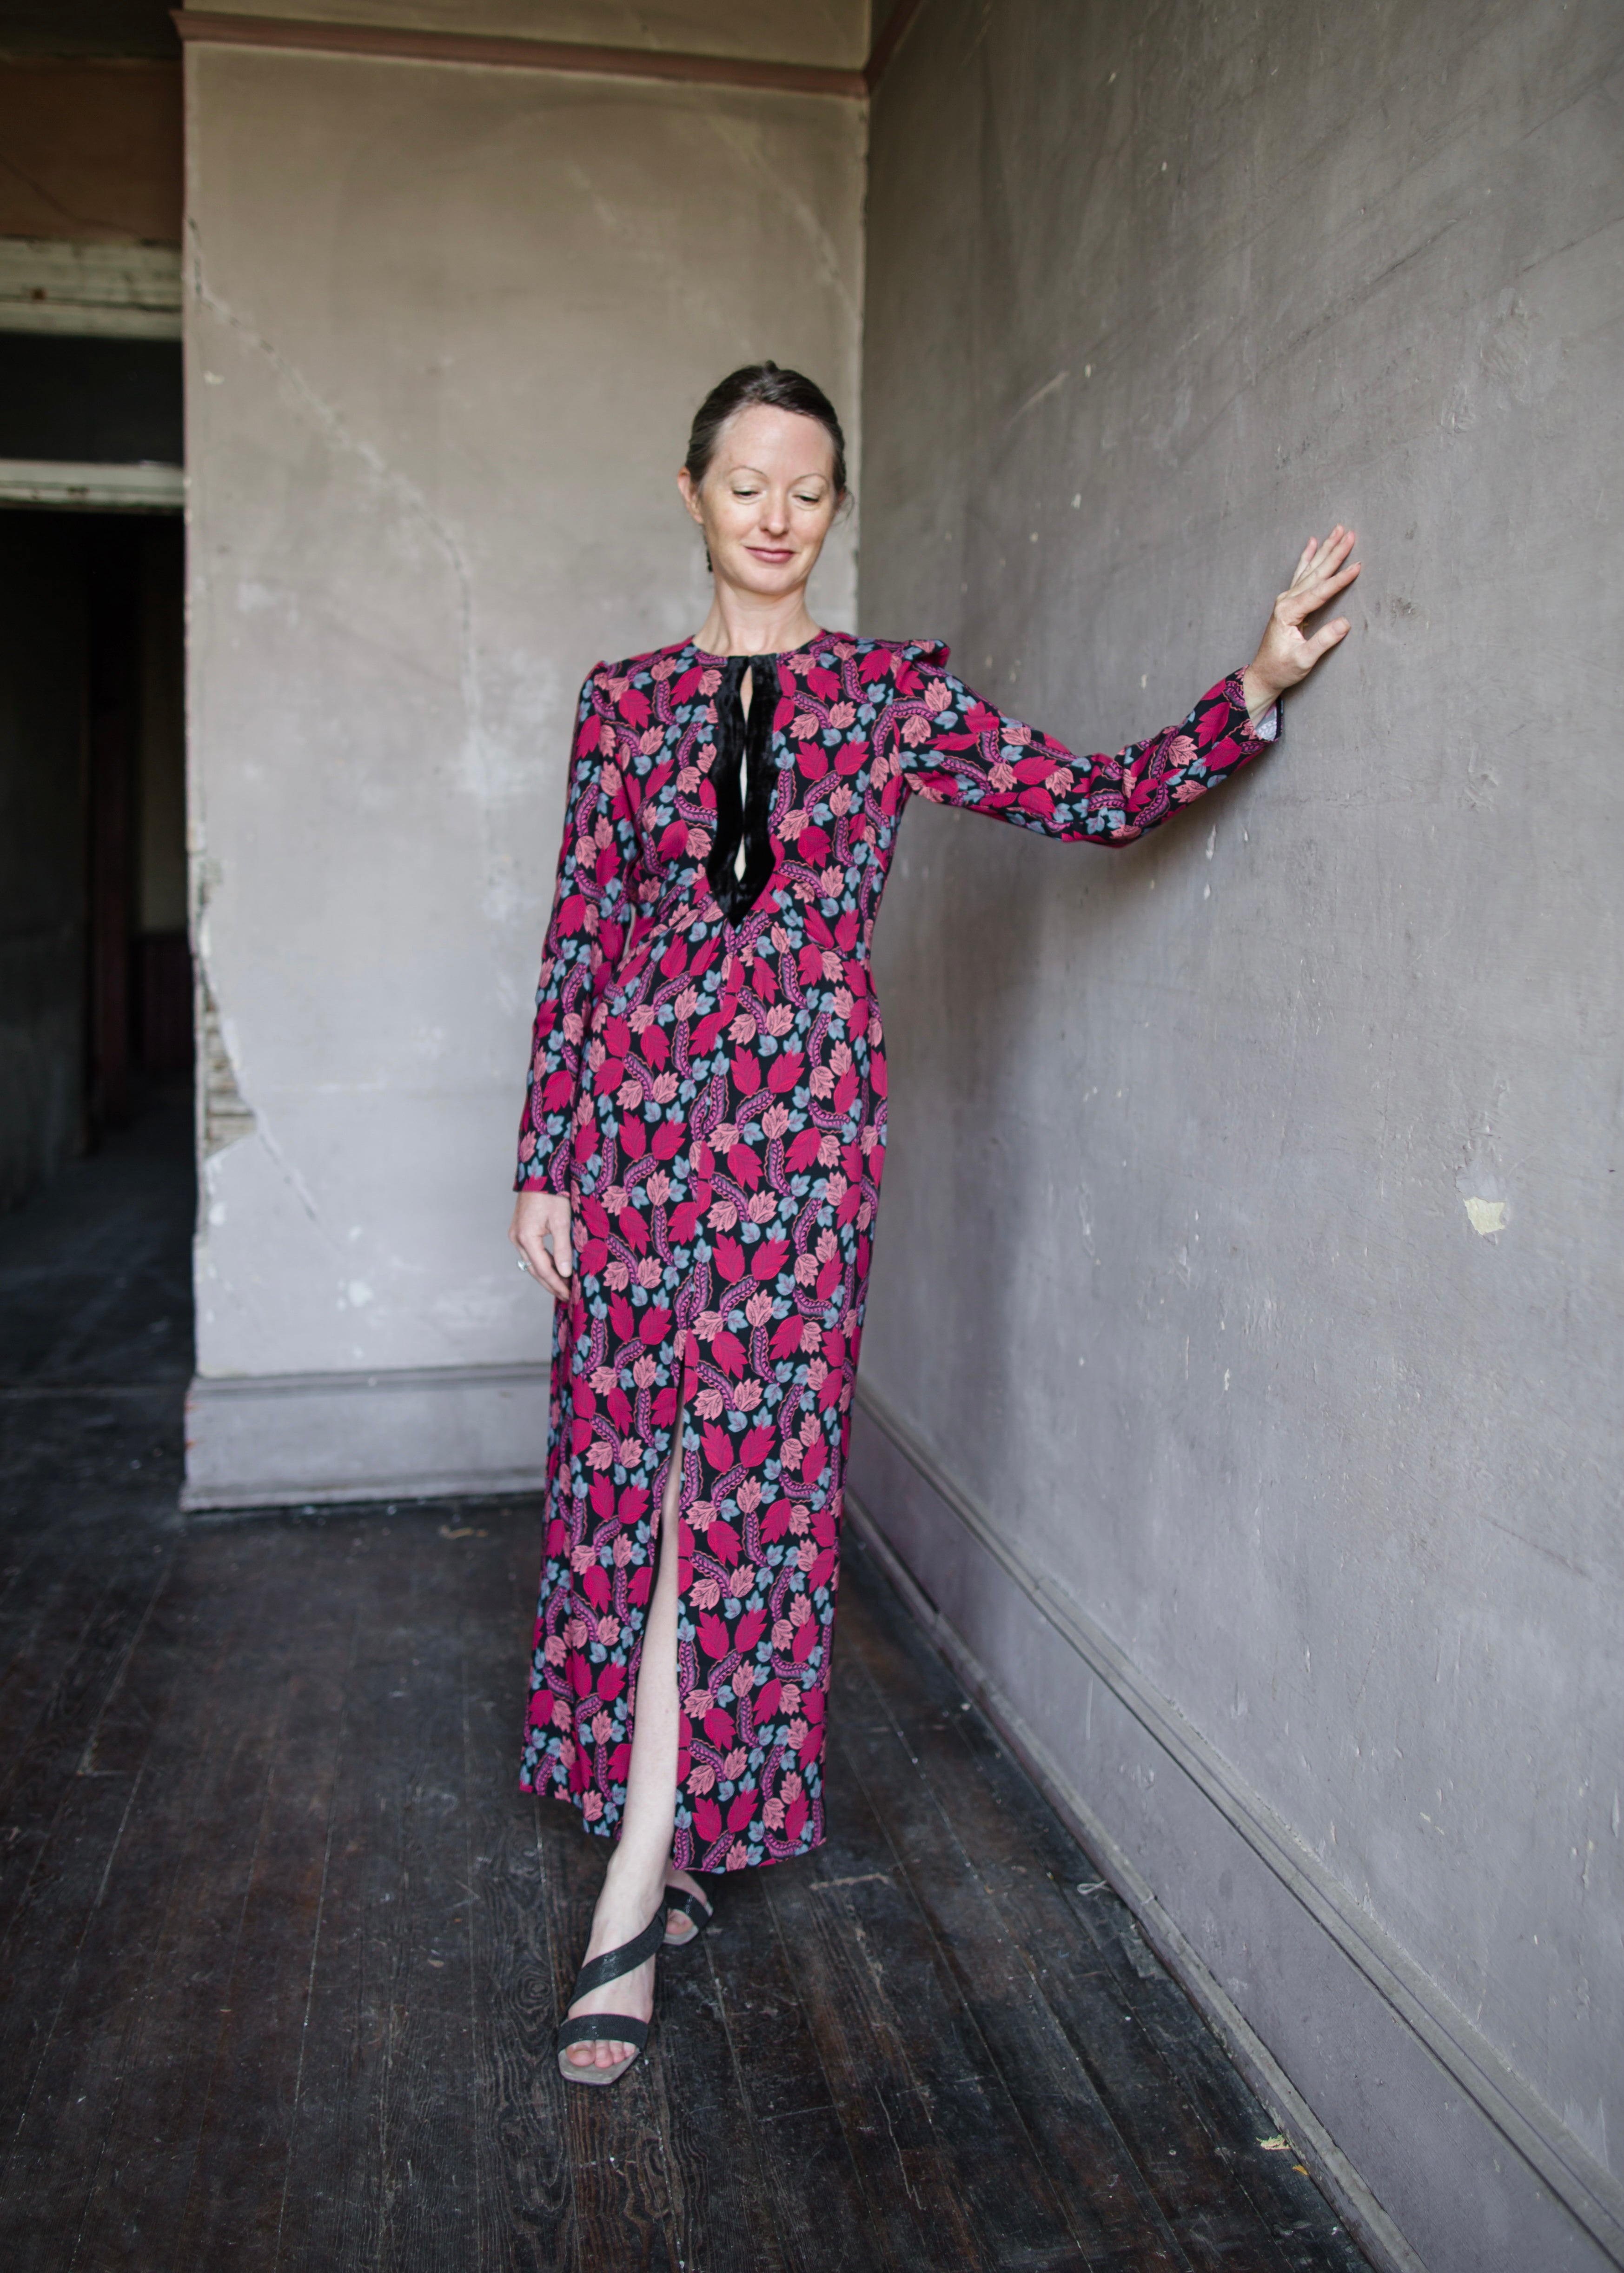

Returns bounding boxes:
[517,1254,530,1274]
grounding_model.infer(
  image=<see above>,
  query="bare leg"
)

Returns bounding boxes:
[563,1434,699,2070]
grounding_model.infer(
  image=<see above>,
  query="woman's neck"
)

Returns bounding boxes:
[692,580,822,658]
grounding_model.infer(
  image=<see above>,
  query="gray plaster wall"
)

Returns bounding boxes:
[183,31,863,1496]
[0,514,86,1214]
[854,2,1624,2267]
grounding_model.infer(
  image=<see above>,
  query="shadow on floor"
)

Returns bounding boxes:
[0,1094,1369,2271]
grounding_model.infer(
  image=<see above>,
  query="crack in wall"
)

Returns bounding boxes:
[185,225,517,1317]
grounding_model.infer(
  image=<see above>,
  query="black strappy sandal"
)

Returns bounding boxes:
[663,1886,714,1949]
[555,1902,668,2088]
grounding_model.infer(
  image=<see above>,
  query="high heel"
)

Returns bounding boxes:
[663,1886,714,1949]
[555,1902,668,2087]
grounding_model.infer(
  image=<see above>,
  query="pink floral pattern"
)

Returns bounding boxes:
[517,633,1271,1869]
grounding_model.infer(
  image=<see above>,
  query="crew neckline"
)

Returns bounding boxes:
[687,630,829,665]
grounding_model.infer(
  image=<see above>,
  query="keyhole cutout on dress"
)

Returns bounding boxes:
[735,665,752,883]
[706,655,777,924]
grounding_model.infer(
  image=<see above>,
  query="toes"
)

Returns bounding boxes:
[567,2039,629,2069]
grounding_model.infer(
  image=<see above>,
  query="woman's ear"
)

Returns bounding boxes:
[677,467,705,526]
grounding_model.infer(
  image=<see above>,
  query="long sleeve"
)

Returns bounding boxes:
[515,669,645,1194]
[879,645,1276,844]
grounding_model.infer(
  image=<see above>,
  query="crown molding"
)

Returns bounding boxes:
[171,10,869,97]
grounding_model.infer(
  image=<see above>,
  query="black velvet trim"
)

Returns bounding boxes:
[707,654,778,924]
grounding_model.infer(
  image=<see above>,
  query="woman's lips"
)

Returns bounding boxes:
[747,546,794,564]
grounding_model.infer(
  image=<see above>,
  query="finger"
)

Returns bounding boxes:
[552,1211,575,1281]
[1293,564,1360,616]
[1294,529,1352,588]
[535,1229,571,1284]
[517,1229,566,1299]
[1296,540,1361,594]
[1287,554,1326,598]
[1306,616,1351,661]
[531,1251,572,1303]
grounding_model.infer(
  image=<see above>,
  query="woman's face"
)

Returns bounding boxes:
[678,405,841,603]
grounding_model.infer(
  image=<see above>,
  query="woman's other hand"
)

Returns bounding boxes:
[1242,527,1361,717]
[509,1190,574,1303]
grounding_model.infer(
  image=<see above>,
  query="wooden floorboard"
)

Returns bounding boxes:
[768,1740,1088,2273]
[1061,1888,1365,2273]
[368,1527,491,2269]
[64,1533,344,2270]
[835,1585,1273,2271]
[835,1538,1369,2273]
[827,1694,1190,2272]
[645,1897,793,2273]
[0,1767,154,2245]
[463,1602,572,2273]
[0,1548,176,1926]
[270,1517,484,2273]
[172,1546,360,2268]
[694,1868,881,2273]
[0,1569,204,2263]
[0,1095,1372,2273]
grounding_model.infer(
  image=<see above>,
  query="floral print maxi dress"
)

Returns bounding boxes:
[515,633,1273,1873]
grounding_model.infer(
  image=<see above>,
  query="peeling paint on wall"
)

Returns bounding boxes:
[199,979,255,1157]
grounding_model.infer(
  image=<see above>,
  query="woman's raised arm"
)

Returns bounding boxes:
[885,527,1359,846]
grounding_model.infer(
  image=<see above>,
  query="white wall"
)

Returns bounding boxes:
[183,30,864,1498]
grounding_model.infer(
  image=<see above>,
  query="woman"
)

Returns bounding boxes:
[510,362,1359,2083]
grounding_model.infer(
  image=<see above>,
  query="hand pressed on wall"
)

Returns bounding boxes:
[1241,526,1361,718]
[509,1189,574,1303]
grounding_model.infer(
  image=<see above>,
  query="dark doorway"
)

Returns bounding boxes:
[0,506,188,1215]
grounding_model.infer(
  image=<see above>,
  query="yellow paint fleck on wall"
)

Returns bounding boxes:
[1464,1196,1507,1236]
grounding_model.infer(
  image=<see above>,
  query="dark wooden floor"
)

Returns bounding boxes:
[0,1094,1371,2273]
